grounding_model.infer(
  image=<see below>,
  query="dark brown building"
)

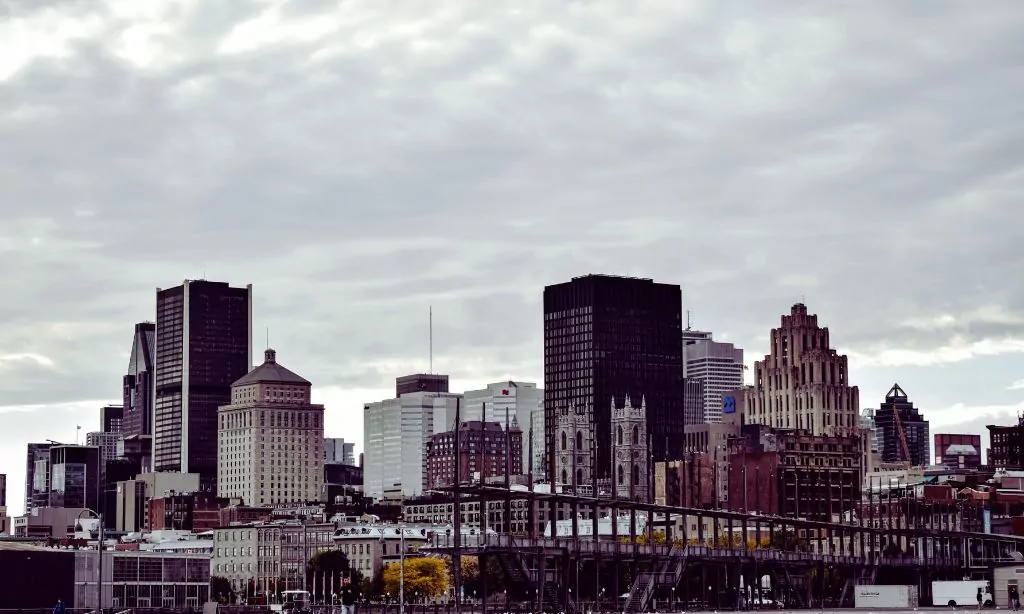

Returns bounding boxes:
[218,504,273,526]
[396,373,449,396]
[153,280,252,492]
[123,322,155,439]
[874,383,930,467]
[988,420,1024,469]
[660,454,717,508]
[543,274,684,484]
[148,491,227,532]
[727,424,862,521]
[426,421,523,488]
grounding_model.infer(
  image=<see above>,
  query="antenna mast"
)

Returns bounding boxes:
[429,305,433,374]
[685,310,692,331]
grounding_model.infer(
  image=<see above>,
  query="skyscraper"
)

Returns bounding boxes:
[100,405,124,434]
[153,280,252,491]
[123,322,155,438]
[543,274,684,487]
[48,445,101,511]
[874,383,930,467]
[324,439,356,466]
[0,473,6,510]
[24,443,52,513]
[682,331,745,423]
[217,349,324,506]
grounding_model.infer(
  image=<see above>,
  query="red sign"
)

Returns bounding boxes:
[501,389,509,395]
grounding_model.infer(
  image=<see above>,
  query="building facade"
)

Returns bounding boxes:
[324,438,356,466]
[543,274,684,487]
[363,385,462,500]
[682,331,744,423]
[934,433,981,468]
[988,421,1024,469]
[554,402,594,491]
[217,348,325,506]
[726,424,864,521]
[101,405,124,435]
[48,444,101,511]
[148,491,226,532]
[395,373,449,396]
[874,383,930,467]
[25,443,52,513]
[123,322,156,439]
[153,280,253,492]
[425,421,523,489]
[683,379,704,426]
[462,381,544,475]
[738,303,867,468]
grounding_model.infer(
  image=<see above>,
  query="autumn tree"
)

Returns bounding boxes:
[382,557,449,600]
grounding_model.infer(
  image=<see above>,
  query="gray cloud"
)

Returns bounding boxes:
[1,1,1023,513]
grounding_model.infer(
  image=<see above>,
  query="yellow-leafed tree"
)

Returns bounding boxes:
[383,557,450,600]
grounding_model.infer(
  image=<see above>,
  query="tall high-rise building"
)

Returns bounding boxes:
[682,331,745,423]
[874,383,930,467]
[736,303,868,470]
[217,349,324,506]
[363,376,462,500]
[682,379,704,426]
[100,405,124,434]
[0,473,6,510]
[153,280,253,492]
[544,274,684,487]
[24,443,52,513]
[324,438,356,465]
[123,322,156,438]
[396,374,449,396]
[462,381,544,474]
[48,444,101,511]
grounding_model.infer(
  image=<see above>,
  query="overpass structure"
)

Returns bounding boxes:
[422,485,1024,613]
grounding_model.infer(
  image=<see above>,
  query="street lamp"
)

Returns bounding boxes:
[77,509,104,613]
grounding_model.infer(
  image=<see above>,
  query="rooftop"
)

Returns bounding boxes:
[233,348,310,387]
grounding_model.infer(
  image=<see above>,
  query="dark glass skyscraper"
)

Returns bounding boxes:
[874,382,930,467]
[24,443,52,513]
[543,274,684,485]
[123,322,155,438]
[153,280,252,492]
[48,445,100,511]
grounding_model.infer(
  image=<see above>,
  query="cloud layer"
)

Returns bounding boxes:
[1,1,1023,515]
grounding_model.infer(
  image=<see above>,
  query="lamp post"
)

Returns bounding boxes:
[78,509,104,613]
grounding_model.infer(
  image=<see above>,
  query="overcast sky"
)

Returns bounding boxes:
[1,1,1023,517]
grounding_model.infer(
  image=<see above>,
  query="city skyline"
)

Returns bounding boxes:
[2,2,1023,515]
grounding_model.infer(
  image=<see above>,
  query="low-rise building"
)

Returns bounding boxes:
[148,491,226,532]
[333,524,429,578]
[210,522,336,595]
[74,550,211,610]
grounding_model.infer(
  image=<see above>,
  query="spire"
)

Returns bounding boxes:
[611,395,616,411]
[624,393,632,409]
[640,394,646,410]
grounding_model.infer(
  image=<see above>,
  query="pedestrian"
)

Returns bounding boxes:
[977,587,983,610]
[53,600,66,614]
[341,587,356,614]
[1010,585,1019,611]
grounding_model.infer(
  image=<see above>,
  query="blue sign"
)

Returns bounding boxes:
[723,395,736,414]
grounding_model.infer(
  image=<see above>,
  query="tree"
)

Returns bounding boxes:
[456,555,506,597]
[307,549,363,600]
[210,575,233,604]
[382,557,449,600]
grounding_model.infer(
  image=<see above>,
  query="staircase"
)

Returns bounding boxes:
[624,546,689,612]
[495,552,570,614]
[839,565,879,607]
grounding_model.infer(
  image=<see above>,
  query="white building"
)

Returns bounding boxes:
[682,330,744,423]
[217,348,325,506]
[461,381,544,474]
[363,392,462,500]
[324,438,356,465]
[530,403,545,480]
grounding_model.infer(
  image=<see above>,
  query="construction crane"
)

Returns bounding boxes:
[887,383,913,468]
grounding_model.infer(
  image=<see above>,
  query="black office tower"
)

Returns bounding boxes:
[153,280,252,492]
[544,274,684,485]
[48,445,101,511]
[24,443,52,513]
[874,382,930,467]
[123,322,155,438]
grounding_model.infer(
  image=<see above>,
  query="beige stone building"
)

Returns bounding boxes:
[211,522,336,595]
[217,349,324,506]
[734,303,869,469]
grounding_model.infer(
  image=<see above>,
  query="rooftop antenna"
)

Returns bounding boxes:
[685,310,692,331]
[266,327,270,350]
[429,305,433,374]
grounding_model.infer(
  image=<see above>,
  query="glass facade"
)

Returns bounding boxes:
[75,552,210,610]
[123,322,155,438]
[154,281,251,492]
[48,445,100,511]
[543,275,684,483]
